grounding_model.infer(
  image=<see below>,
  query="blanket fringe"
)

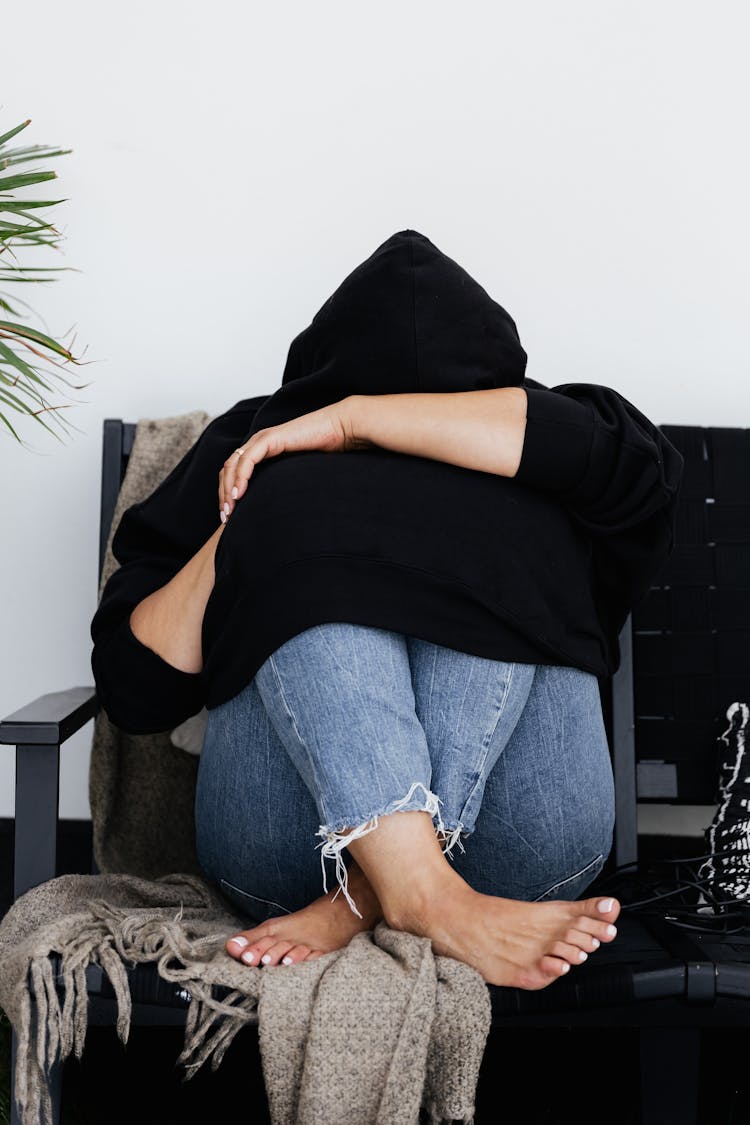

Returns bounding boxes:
[9,895,487,1125]
[10,900,259,1125]
[423,1093,476,1125]
[176,989,260,1076]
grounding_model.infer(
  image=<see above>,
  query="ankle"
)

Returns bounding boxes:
[345,808,452,920]
[333,859,383,927]
[382,862,465,933]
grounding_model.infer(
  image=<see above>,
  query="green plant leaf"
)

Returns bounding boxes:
[0,170,57,192]
[0,352,57,392]
[0,409,23,440]
[0,199,67,211]
[0,364,50,405]
[0,266,73,271]
[0,143,71,159]
[0,219,55,233]
[0,148,73,169]
[0,320,77,359]
[0,119,31,147]
[0,394,63,441]
[0,336,43,380]
[0,386,36,412]
[0,379,42,414]
[0,117,90,444]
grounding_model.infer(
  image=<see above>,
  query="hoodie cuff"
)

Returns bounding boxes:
[92,613,206,735]
[513,386,595,493]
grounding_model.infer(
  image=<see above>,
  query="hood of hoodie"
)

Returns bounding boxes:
[245,229,528,435]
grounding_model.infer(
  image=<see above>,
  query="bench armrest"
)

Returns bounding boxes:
[0,686,98,746]
[0,686,99,903]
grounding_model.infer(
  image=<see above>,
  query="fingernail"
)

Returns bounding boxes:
[282,956,293,965]
[261,954,272,964]
[591,938,600,949]
[229,936,249,948]
[231,486,238,499]
[241,950,255,963]
[607,924,617,937]
[223,502,230,515]
[597,898,614,913]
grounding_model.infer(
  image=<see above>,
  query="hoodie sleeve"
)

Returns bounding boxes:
[513,381,685,639]
[90,395,270,735]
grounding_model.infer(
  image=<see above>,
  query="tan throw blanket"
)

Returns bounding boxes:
[0,873,491,1125]
[0,406,491,1125]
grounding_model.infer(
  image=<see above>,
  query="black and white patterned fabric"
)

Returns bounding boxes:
[698,702,750,910]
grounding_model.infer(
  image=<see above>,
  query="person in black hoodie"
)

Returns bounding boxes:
[91,230,684,989]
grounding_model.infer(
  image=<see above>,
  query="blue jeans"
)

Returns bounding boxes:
[194,623,615,923]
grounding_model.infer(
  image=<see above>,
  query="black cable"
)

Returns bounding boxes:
[588,846,750,933]
[596,845,748,884]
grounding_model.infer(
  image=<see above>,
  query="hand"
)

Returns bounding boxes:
[218,395,372,521]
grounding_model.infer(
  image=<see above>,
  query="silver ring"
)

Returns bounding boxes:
[235,447,245,457]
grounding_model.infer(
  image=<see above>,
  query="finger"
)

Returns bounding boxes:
[220,442,255,520]
[224,433,278,515]
[218,466,229,524]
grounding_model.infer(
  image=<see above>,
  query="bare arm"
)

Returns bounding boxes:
[129,523,225,674]
[346,387,528,477]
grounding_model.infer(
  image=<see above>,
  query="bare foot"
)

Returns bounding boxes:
[390,880,622,990]
[225,862,383,967]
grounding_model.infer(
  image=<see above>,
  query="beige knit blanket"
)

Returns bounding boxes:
[0,406,491,1125]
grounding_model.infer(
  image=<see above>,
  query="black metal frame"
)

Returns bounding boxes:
[0,417,716,1124]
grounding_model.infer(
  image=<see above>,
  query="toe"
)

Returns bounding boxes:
[237,935,278,966]
[226,923,270,958]
[573,914,618,943]
[280,945,311,965]
[257,941,296,967]
[539,955,571,979]
[226,934,253,959]
[550,941,589,966]
[582,895,621,924]
[564,927,602,954]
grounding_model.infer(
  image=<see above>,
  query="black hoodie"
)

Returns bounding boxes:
[90,230,684,735]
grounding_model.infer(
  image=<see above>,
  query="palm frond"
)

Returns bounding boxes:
[0,117,90,445]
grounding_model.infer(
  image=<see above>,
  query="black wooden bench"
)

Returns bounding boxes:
[3,417,749,1124]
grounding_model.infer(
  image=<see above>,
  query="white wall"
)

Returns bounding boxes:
[1,0,747,828]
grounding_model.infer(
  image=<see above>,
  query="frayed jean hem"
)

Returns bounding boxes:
[314,780,469,917]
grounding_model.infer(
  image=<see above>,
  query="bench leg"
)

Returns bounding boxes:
[640,1027,700,1125]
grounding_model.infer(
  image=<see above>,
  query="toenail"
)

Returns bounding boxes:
[261,953,272,964]
[282,956,293,965]
[578,950,587,961]
[597,898,614,913]
[606,924,617,936]
[561,962,570,972]
[229,936,249,948]
[241,950,255,963]
[591,938,600,949]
